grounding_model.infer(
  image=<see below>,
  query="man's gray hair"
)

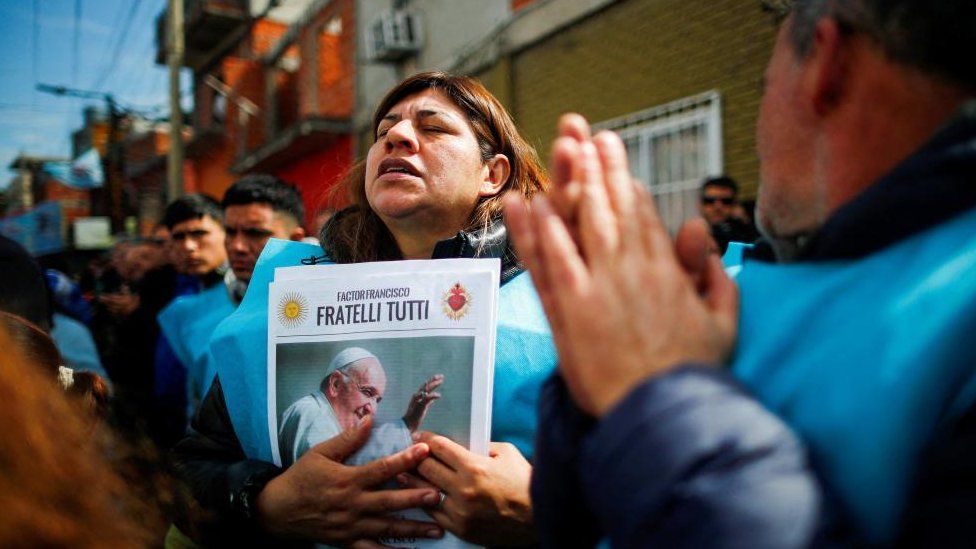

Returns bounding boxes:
[772,0,975,90]
[319,347,377,391]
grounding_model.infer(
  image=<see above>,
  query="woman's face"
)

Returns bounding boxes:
[365,88,504,235]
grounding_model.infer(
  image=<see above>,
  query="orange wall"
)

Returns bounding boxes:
[251,19,288,56]
[223,56,268,151]
[273,135,353,230]
[299,0,355,119]
[512,0,540,11]
[191,145,235,199]
[44,180,91,227]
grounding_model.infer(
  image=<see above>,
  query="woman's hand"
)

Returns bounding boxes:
[255,417,444,546]
[402,432,536,546]
[402,374,444,431]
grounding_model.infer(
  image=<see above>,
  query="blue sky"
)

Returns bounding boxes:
[0,0,191,186]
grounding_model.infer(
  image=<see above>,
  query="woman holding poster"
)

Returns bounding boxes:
[173,72,556,548]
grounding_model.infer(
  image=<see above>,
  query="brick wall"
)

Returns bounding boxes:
[194,73,218,129]
[89,124,111,156]
[44,180,91,225]
[511,0,540,11]
[480,0,776,198]
[124,130,170,167]
[218,20,289,155]
[193,144,236,198]
[298,0,355,119]
[274,135,354,230]
[272,45,302,132]
[251,19,289,57]
[223,56,267,153]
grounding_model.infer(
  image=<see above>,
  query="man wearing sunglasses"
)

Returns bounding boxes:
[699,176,758,252]
[278,347,444,468]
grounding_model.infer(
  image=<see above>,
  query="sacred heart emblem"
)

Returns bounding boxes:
[442,282,471,320]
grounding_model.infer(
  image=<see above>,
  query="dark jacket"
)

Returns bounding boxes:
[749,102,976,548]
[171,217,522,546]
[532,102,976,548]
[533,369,822,549]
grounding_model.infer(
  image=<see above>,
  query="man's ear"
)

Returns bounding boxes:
[803,18,850,117]
[325,372,341,397]
[289,226,306,241]
[479,154,511,198]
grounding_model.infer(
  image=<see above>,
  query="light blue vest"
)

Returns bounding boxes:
[729,207,976,544]
[209,239,557,462]
[158,283,236,408]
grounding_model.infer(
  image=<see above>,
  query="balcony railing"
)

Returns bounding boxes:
[155,0,249,70]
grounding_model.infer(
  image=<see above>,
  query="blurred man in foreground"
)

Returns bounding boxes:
[507,0,976,545]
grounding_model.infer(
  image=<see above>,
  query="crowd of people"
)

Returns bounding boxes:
[0,0,974,546]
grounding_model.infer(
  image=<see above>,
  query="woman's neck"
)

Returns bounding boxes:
[389,226,454,259]
[384,210,473,260]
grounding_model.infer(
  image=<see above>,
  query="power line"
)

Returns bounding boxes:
[88,0,131,90]
[73,0,81,86]
[92,0,143,91]
[118,20,161,99]
[119,52,160,106]
[32,0,39,91]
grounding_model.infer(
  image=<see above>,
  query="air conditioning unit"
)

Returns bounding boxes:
[367,10,422,62]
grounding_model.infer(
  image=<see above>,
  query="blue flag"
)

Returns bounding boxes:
[0,201,64,255]
[42,148,104,189]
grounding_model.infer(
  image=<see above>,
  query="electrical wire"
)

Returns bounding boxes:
[73,0,81,86]
[115,1,171,104]
[119,27,161,97]
[32,0,39,92]
[91,0,144,91]
[87,0,132,89]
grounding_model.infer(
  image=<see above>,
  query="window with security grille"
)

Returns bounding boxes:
[596,91,723,234]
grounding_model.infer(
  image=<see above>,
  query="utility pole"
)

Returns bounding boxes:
[166,0,185,202]
[106,95,122,232]
[36,84,125,232]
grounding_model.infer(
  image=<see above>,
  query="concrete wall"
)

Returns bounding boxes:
[473,0,776,198]
[354,0,511,155]
[344,0,775,197]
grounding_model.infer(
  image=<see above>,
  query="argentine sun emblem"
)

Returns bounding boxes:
[277,292,309,327]
[442,282,471,320]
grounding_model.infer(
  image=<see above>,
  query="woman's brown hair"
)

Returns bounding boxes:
[323,71,549,263]
[0,311,111,418]
[0,323,155,546]
[0,311,62,373]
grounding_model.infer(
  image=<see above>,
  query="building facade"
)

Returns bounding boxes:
[140,0,774,234]
[148,0,354,231]
[453,0,776,232]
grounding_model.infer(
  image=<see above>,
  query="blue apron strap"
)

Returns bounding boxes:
[211,239,325,461]
[722,241,753,269]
